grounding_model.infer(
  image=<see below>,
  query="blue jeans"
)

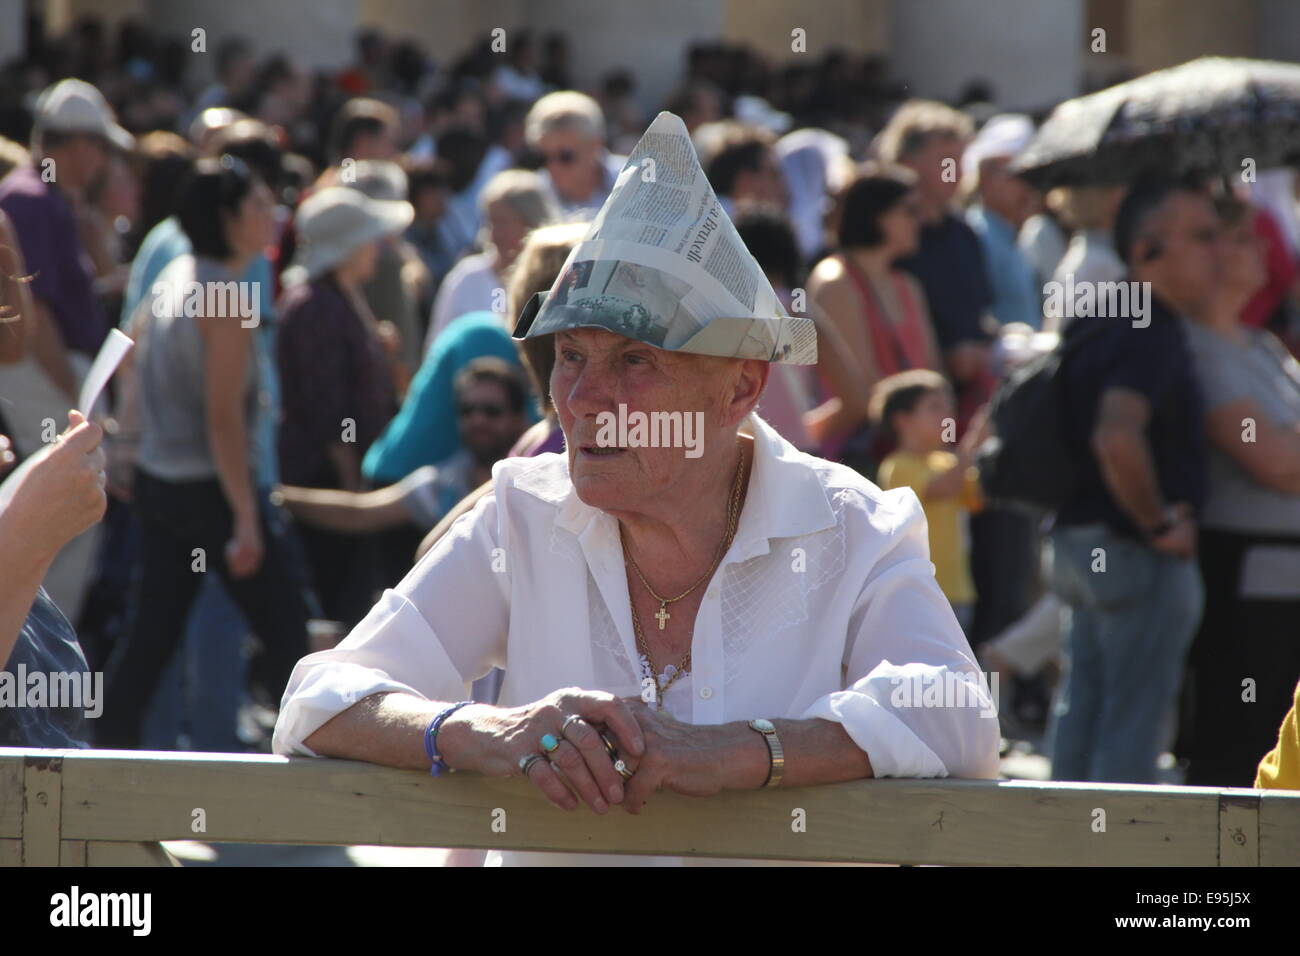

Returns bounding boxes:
[1047,523,1204,783]
[139,578,246,752]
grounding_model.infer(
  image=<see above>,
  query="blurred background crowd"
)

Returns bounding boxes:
[2,0,1299,794]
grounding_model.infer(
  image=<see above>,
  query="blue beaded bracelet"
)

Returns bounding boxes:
[425,701,474,777]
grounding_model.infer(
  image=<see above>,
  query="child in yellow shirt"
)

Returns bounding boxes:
[1256,677,1300,790]
[872,370,985,634]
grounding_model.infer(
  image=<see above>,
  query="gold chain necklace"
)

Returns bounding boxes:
[624,440,749,704]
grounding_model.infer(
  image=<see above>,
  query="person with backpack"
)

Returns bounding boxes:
[1045,173,1219,784]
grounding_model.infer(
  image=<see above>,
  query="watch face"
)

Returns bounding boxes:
[752,718,775,734]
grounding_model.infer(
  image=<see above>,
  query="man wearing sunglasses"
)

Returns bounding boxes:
[275,356,529,540]
[525,91,626,221]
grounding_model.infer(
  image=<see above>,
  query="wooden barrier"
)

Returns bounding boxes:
[2,747,1298,865]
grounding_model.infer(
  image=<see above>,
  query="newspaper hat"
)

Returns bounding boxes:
[512,111,817,365]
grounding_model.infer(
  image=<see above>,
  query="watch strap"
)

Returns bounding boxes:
[749,719,785,788]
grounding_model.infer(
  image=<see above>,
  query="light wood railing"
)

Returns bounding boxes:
[2,747,1298,865]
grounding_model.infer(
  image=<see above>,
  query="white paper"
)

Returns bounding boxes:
[527,111,818,365]
[77,328,134,416]
[0,331,132,510]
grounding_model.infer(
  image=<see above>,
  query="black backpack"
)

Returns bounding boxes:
[975,320,1110,515]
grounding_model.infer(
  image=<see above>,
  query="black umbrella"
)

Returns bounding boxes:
[1011,56,1300,188]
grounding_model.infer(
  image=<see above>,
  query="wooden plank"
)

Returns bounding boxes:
[54,749,1233,865]
[1218,794,1259,866]
[21,754,62,866]
[0,838,20,865]
[59,840,87,866]
[85,841,179,867]
[1260,791,1300,867]
[0,747,1285,866]
[0,754,21,838]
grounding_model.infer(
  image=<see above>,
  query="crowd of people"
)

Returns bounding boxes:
[0,15,1297,803]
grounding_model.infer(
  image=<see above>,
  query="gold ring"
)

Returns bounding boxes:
[598,732,618,760]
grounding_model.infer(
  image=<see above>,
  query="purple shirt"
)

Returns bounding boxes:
[275,275,397,487]
[0,165,106,356]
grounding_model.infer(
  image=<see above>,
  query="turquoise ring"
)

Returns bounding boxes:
[540,733,561,754]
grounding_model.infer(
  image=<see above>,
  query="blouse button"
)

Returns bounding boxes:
[699,686,713,700]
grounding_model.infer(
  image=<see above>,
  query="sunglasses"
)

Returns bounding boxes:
[458,402,509,419]
[541,149,578,166]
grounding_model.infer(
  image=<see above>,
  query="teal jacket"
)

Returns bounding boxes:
[362,311,538,484]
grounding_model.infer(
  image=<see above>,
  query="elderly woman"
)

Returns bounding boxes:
[274,117,998,866]
[423,169,556,352]
[276,185,412,626]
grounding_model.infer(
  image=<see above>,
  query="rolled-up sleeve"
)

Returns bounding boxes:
[272,490,510,756]
[800,487,1002,779]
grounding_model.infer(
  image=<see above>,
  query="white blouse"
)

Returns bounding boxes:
[273,414,1001,865]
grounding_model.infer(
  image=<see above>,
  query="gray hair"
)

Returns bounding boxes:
[478,169,558,229]
[525,91,606,146]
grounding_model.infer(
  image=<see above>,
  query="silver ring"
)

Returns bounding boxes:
[519,753,545,777]
[560,714,585,736]
[613,758,633,781]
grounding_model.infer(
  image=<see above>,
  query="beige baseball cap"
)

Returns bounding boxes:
[34,78,135,151]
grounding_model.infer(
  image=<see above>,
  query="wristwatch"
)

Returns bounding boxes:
[748,718,785,788]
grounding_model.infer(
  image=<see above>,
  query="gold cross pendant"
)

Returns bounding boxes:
[654,603,670,630]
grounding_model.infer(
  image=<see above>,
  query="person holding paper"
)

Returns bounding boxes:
[0,79,133,623]
[97,156,312,749]
[0,411,106,747]
[274,113,999,867]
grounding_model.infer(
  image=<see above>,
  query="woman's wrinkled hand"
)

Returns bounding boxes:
[439,687,646,814]
[613,698,753,814]
[1,411,106,562]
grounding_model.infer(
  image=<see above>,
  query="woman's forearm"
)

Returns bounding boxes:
[277,484,410,534]
[718,717,874,790]
[0,513,56,666]
[208,410,257,522]
[303,691,446,770]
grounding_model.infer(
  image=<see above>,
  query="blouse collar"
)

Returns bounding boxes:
[506,413,839,562]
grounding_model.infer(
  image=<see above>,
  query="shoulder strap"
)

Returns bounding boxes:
[839,253,912,373]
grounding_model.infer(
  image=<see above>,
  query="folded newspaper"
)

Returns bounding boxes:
[512,111,818,365]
